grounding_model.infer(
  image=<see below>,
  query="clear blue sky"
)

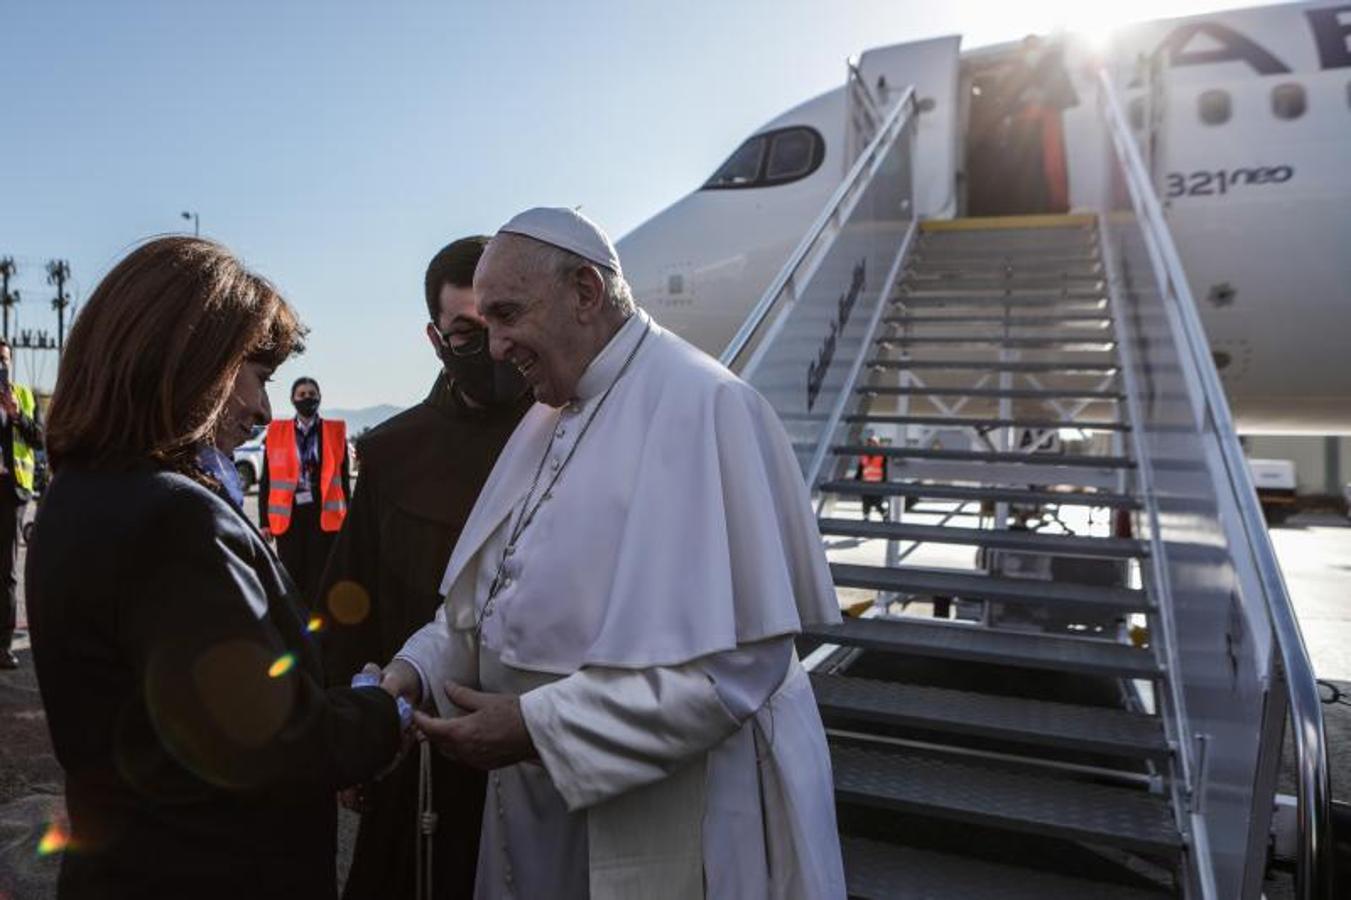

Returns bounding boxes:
[0,0,1257,409]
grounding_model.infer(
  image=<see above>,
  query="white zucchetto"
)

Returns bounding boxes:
[498,206,622,274]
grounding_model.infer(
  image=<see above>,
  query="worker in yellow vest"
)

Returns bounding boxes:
[259,377,350,608]
[0,338,41,669]
[853,434,889,521]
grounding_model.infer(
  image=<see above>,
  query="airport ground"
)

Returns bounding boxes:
[0,500,1348,897]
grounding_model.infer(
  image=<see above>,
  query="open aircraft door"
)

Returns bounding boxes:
[855,35,962,220]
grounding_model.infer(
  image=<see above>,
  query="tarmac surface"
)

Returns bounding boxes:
[1,501,1348,898]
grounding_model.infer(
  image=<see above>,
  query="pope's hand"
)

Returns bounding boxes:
[412,682,536,771]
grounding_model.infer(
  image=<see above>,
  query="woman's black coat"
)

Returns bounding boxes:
[27,466,401,900]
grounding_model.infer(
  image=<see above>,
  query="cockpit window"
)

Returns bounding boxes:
[702,126,824,190]
[765,130,816,181]
[704,136,767,188]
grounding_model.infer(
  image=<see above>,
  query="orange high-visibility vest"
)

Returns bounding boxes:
[860,454,885,482]
[265,418,348,534]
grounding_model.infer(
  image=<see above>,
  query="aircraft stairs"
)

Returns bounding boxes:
[722,77,1333,898]
[810,215,1183,898]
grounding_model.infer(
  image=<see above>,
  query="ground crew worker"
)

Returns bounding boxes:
[259,376,350,607]
[0,337,40,670]
[854,433,889,521]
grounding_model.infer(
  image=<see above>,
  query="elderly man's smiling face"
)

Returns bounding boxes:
[475,236,600,408]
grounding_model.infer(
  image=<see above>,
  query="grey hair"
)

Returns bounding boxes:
[508,235,636,316]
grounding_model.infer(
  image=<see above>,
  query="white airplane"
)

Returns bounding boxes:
[616,1,1351,434]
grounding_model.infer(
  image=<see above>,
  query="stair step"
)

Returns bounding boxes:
[920,229,1094,241]
[818,480,1140,509]
[901,286,1108,301]
[840,836,1172,900]
[919,230,1096,241]
[805,617,1161,678]
[834,460,1124,491]
[876,335,1116,348]
[911,257,1102,272]
[829,563,1149,613]
[906,270,1104,283]
[866,358,1119,373]
[901,288,1106,301]
[816,518,1146,558]
[813,674,1168,758]
[832,743,1181,856]
[856,385,1122,400]
[905,272,1106,286]
[919,236,1096,251]
[908,263,1103,277]
[833,445,1135,469]
[845,413,1130,431]
[896,293,1107,308]
[912,249,1101,263]
[911,252,1102,264]
[882,313,1112,326]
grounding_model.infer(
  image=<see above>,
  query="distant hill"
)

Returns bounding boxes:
[326,404,405,436]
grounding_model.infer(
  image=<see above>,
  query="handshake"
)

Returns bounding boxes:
[351,661,538,772]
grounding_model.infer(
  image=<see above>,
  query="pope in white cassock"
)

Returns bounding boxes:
[378,207,846,900]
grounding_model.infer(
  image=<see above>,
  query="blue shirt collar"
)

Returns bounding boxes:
[196,444,245,510]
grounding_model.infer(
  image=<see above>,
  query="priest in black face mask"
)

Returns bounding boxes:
[317,235,531,900]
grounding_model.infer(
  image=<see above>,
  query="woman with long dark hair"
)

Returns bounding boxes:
[28,237,402,899]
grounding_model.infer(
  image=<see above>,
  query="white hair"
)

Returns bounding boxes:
[507,235,635,316]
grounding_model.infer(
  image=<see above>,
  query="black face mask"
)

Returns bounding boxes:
[294,397,320,418]
[438,338,528,408]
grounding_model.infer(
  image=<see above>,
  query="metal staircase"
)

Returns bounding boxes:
[807,216,1183,897]
[720,73,1332,899]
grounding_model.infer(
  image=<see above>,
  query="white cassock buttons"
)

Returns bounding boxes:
[550,457,561,472]
[555,426,566,439]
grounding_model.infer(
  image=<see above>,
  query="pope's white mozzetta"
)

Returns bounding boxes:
[394,209,846,900]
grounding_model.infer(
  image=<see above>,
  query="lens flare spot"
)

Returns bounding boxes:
[327,580,371,626]
[268,653,295,678]
[37,821,69,856]
[306,614,324,633]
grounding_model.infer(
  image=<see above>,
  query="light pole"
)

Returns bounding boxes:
[47,259,71,356]
[181,210,199,237]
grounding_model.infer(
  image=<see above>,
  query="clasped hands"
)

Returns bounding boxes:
[375,659,537,771]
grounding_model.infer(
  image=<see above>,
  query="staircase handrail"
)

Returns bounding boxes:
[720,86,916,372]
[847,57,884,130]
[1097,68,1332,900]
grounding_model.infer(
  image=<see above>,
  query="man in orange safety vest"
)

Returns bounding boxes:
[259,376,351,607]
[854,434,889,521]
